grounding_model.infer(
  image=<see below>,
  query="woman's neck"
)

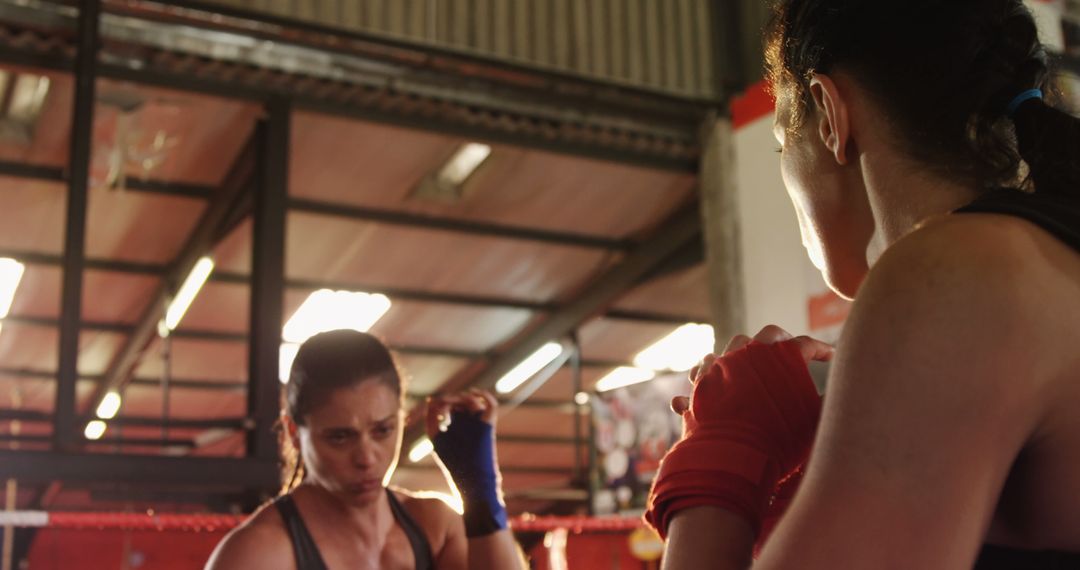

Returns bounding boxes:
[862,151,980,256]
[296,482,395,542]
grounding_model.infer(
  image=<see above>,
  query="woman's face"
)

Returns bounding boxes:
[772,90,875,299]
[296,380,403,507]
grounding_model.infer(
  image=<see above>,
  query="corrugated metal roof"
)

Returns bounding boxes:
[0,1,714,515]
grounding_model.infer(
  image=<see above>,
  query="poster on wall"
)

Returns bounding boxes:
[590,373,689,516]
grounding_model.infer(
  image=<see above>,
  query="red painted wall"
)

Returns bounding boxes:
[528,532,655,570]
[27,529,227,570]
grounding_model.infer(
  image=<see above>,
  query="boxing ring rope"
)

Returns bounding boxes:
[0,511,645,533]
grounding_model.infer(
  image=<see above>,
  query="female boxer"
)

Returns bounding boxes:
[649,1,1080,568]
[206,330,526,569]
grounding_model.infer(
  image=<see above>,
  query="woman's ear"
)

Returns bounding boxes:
[283,413,300,448]
[808,73,851,165]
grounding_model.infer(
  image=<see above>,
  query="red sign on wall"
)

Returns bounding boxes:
[807,290,851,332]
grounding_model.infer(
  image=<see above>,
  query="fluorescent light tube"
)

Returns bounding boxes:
[595,367,656,392]
[633,323,715,372]
[437,143,491,188]
[282,289,391,344]
[0,257,26,319]
[8,74,50,122]
[95,392,122,420]
[494,341,564,394]
[84,420,107,440]
[164,257,214,331]
[409,437,434,463]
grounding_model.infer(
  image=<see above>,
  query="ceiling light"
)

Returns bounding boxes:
[0,257,25,319]
[8,74,50,123]
[595,367,657,392]
[408,437,434,463]
[633,323,715,372]
[164,257,214,331]
[574,391,591,405]
[494,342,565,394]
[279,343,300,384]
[95,392,122,420]
[0,72,50,145]
[84,420,107,440]
[437,143,491,188]
[282,289,391,344]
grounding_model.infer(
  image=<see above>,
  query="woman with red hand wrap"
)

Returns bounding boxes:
[646,327,831,551]
[652,1,1080,568]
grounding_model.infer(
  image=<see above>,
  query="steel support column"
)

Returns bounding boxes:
[570,333,583,482]
[246,98,289,462]
[54,0,101,451]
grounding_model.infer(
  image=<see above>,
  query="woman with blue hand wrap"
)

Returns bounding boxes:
[426,390,522,567]
[427,391,508,540]
[206,330,527,570]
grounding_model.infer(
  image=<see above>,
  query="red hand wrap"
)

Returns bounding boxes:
[644,340,822,540]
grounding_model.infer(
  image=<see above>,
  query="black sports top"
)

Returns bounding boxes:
[957,188,1080,569]
[956,188,1080,252]
[274,490,435,570]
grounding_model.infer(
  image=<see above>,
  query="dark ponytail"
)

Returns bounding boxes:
[766,0,1080,197]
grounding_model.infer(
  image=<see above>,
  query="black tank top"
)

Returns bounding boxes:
[274,490,436,570]
[957,188,1080,569]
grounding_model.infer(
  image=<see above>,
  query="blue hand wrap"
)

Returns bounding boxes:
[432,411,508,537]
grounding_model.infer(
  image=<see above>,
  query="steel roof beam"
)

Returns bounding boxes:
[288,198,634,251]
[400,203,702,452]
[0,449,278,487]
[0,316,644,371]
[0,409,247,430]
[0,160,217,199]
[0,159,647,252]
[126,0,720,111]
[84,135,258,420]
[0,4,704,173]
[1,434,196,448]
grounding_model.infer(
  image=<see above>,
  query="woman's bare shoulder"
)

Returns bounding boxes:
[204,501,294,570]
[835,210,1075,429]
[391,486,462,524]
[390,487,467,566]
[895,211,1080,347]
[913,209,1080,280]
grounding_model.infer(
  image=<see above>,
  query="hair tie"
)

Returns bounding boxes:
[1006,88,1043,117]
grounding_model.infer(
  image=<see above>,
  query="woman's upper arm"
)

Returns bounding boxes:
[758,221,1051,569]
[433,501,469,570]
[205,523,293,570]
